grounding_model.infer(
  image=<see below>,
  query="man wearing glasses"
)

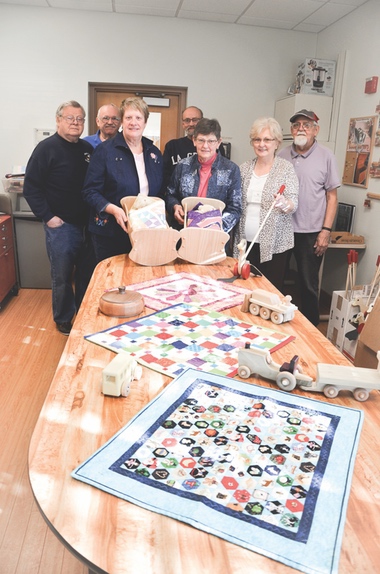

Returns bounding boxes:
[24,101,94,335]
[161,106,203,192]
[279,109,340,326]
[84,104,121,148]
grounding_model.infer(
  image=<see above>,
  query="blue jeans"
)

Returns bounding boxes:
[44,222,94,324]
[91,228,131,265]
[293,232,323,326]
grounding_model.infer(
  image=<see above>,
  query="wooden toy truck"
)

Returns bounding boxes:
[242,288,298,324]
[237,344,380,402]
[101,352,142,397]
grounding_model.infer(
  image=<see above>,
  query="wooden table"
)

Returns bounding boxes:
[28,256,380,574]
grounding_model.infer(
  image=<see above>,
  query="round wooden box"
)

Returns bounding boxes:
[99,287,144,318]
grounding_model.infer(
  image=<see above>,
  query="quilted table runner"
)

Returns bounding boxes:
[120,272,251,312]
[85,303,295,378]
[73,368,363,574]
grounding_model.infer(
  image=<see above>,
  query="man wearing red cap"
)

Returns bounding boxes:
[279,109,340,326]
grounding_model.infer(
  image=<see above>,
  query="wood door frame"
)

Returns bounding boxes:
[88,82,188,136]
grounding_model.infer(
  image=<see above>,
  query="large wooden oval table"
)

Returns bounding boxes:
[28,256,380,574]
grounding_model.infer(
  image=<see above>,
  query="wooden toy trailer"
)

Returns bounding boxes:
[238,345,380,402]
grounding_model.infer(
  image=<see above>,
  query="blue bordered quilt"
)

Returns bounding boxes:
[73,369,363,574]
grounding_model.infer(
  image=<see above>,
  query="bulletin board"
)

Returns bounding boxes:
[342,116,376,188]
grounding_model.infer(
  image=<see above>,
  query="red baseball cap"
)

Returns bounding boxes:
[289,109,319,123]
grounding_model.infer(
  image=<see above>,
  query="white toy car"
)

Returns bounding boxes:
[238,344,380,402]
[101,352,142,397]
[243,288,297,324]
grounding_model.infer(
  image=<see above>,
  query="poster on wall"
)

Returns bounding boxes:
[342,116,376,188]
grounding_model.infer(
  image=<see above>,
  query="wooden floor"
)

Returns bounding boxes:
[0,287,329,573]
[0,289,86,574]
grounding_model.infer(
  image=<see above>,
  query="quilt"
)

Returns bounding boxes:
[85,303,295,378]
[122,272,251,312]
[73,368,363,574]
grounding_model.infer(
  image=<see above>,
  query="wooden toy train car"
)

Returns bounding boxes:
[242,288,297,324]
[238,345,380,402]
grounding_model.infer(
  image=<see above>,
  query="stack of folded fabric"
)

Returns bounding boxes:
[127,195,168,231]
[186,201,222,230]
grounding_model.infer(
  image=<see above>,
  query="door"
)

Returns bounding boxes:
[88,83,187,152]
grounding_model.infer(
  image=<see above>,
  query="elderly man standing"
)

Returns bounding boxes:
[279,109,340,326]
[84,103,121,148]
[24,100,93,335]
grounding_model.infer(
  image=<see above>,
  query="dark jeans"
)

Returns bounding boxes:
[91,228,132,265]
[293,232,323,326]
[246,243,290,293]
[44,222,95,324]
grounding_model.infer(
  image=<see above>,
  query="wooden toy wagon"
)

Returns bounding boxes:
[237,344,380,402]
[120,195,229,266]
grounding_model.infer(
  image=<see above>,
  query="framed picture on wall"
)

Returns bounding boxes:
[342,116,376,188]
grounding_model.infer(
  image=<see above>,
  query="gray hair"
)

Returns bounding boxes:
[56,100,86,118]
[97,103,120,119]
[194,118,221,140]
[249,117,283,145]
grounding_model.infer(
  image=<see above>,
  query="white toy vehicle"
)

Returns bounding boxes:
[238,344,380,402]
[243,288,297,324]
[101,352,142,397]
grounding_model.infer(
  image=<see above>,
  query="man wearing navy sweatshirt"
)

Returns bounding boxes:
[24,100,93,335]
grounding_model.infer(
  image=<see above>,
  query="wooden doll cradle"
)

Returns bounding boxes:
[120,196,229,267]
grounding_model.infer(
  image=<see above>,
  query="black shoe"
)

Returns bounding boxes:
[56,322,72,335]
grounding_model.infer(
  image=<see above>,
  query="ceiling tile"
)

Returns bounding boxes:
[49,0,112,12]
[180,10,238,24]
[237,16,297,30]
[115,0,179,11]
[0,0,49,5]
[304,2,355,25]
[242,0,325,22]
[294,22,326,33]
[180,0,251,16]
[328,0,368,6]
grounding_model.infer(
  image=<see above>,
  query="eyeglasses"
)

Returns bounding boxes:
[100,116,120,123]
[195,138,218,146]
[183,117,201,124]
[291,122,315,130]
[61,115,85,124]
[251,138,275,144]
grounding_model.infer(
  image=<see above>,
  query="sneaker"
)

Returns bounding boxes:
[56,322,72,335]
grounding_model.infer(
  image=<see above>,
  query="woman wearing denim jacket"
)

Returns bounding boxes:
[165,118,242,239]
[82,97,163,263]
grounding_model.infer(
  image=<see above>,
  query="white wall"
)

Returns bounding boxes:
[0,5,316,176]
[317,0,380,293]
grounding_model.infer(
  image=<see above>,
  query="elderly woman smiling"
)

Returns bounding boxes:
[82,97,163,263]
[233,117,299,291]
[165,118,242,240]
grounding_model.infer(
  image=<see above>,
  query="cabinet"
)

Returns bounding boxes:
[274,94,333,141]
[0,214,18,308]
